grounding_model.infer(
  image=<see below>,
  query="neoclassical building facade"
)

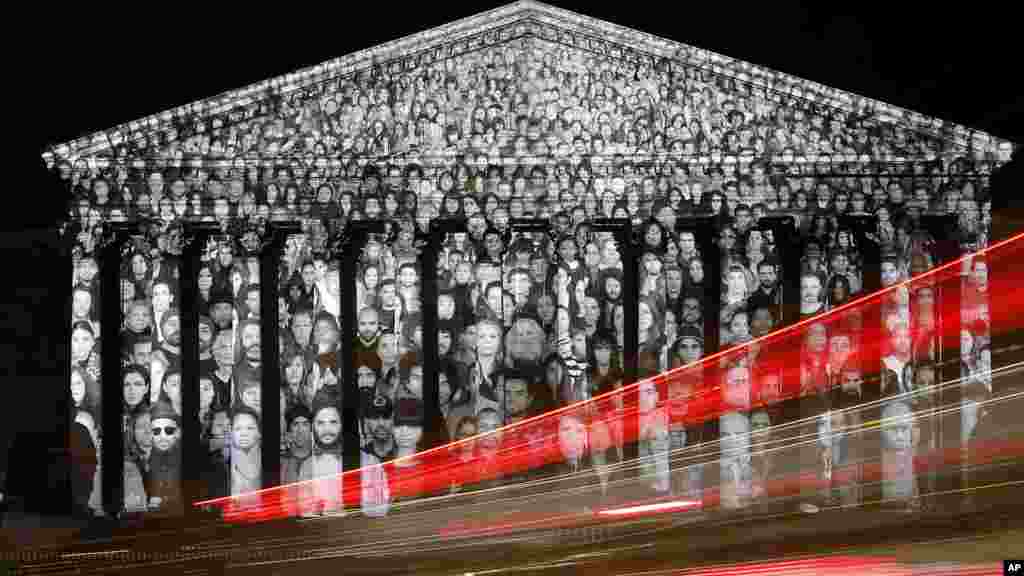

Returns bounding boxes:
[42,1,1013,520]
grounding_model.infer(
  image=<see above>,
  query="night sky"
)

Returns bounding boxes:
[6,1,1021,470]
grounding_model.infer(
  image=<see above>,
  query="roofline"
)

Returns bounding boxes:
[41,0,1012,167]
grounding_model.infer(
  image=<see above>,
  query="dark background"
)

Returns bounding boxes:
[6,1,1020,509]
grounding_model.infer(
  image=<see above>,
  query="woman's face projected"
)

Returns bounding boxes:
[123,372,147,407]
[286,355,305,387]
[72,327,94,362]
[476,323,501,356]
[232,413,260,450]
[690,259,704,283]
[71,370,86,405]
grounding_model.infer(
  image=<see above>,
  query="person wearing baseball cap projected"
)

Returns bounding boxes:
[362,394,396,463]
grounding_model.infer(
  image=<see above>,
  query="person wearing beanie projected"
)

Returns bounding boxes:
[208,287,236,333]
[299,390,344,516]
[147,400,183,514]
[280,404,313,485]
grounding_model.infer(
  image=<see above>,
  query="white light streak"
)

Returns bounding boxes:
[598,500,701,516]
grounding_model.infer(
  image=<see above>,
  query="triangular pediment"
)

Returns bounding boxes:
[42,0,1013,171]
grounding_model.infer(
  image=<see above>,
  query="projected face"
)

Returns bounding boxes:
[371,332,396,366]
[890,323,911,357]
[127,302,152,333]
[232,413,260,451]
[639,380,659,413]
[232,379,258,412]
[882,402,912,451]
[604,276,621,300]
[71,326,95,362]
[726,270,747,303]
[724,365,751,410]
[357,309,379,340]
[638,302,654,336]
[123,371,148,408]
[881,262,901,287]
[750,411,771,437]
[914,365,936,391]
[241,323,261,363]
[644,420,670,456]
[829,335,853,368]
[961,329,975,356]
[730,312,750,339]
[806,323,827,353]
[476,322,501,356]
[758,264,777,290]
[199,378,215,411]
[162,313,180,347]
[163,372,181,404]
[72,289,92,320]
[404,365,423,398]
[213,332,234,368]
[975,348,992,386]
[720,412,750,456]
[133,413,152,451]
[438,294,455,319]
[801,275,822,306]
[363,266,380,290]
[394,423,423,451]
[558,415,587,461]
[817,410,846,448]
[477,410,502,453]
[750,308,774,337]
[151,417,179,452]
[970,261,988,292]
[314,406,341,447]
[152,283,172,312]
[70,370,86,405]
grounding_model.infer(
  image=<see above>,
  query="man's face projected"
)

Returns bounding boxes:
[506,379,532,417]
[882,402,912,451]
[241,323,260,362]
[315,406,341,447]
[151,417,179,452]
[720,412,750,456]
[724,366,750,410]
[358,310,379,340]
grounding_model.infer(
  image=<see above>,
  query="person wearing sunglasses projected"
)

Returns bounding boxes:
[146,400,183,514]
